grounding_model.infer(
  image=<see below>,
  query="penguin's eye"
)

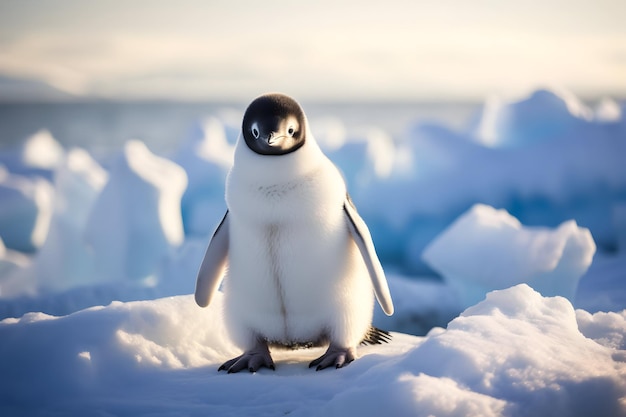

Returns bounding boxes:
[251,123,260,139]
[287,126,295,136]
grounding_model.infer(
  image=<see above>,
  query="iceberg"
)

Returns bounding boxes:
[173,117,233,236]
[469,88,593,148]
[358,89,626,271]
[0,166,53,252]
[0,237,30,296]
[0,129,65,180]
[422,204,596,307]
[31,148,108,292]
[326,126,395,190]
[84,140,187,281]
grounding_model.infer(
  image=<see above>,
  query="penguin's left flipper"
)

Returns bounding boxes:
[194,211,229,307]
[343,196,394,316]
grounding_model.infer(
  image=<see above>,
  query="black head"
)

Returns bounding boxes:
[242,93,306,156]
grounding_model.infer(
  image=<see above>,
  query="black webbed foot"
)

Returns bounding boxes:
[309,344,356,371]
[219,339,275,373]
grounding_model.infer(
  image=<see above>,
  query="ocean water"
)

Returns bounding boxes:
[0,100,480,157]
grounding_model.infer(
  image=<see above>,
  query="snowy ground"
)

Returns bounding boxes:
[1,286,624,417]
[1,89,626,416]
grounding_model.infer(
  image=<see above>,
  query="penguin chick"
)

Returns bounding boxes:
[195,93,394,373]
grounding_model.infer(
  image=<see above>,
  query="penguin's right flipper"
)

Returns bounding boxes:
[194,211,229,307]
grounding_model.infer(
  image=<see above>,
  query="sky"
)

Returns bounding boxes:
[0,0,624,102]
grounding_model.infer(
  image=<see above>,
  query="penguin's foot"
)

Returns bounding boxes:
[309,343,356,371]
[218,340,275,373]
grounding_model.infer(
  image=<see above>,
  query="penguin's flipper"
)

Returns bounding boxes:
[343,195,394,316]
[194,211,230,307]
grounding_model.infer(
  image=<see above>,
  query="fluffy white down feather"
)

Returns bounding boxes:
[223,124,374,350]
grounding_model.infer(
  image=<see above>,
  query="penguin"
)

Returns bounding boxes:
[195,93,394,373]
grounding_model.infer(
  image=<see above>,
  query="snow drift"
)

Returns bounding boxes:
[0,285,624,417]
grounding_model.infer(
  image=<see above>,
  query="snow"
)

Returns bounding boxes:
[0,88,625,415]
[1,285,624,416]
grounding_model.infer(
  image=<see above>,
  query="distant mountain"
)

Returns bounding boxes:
[0,75,78,102]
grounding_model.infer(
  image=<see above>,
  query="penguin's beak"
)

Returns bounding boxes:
[267,133,285,146]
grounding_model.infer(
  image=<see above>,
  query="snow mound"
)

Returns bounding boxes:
[0,293,236,409]
[84,140,188,281]
[423,204,596,308]
[322,285,626,417]
[1,285,624,417]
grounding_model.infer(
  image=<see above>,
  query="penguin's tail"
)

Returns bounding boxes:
[361,326,392,345]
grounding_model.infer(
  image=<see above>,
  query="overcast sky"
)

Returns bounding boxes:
[0,0,624,101]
